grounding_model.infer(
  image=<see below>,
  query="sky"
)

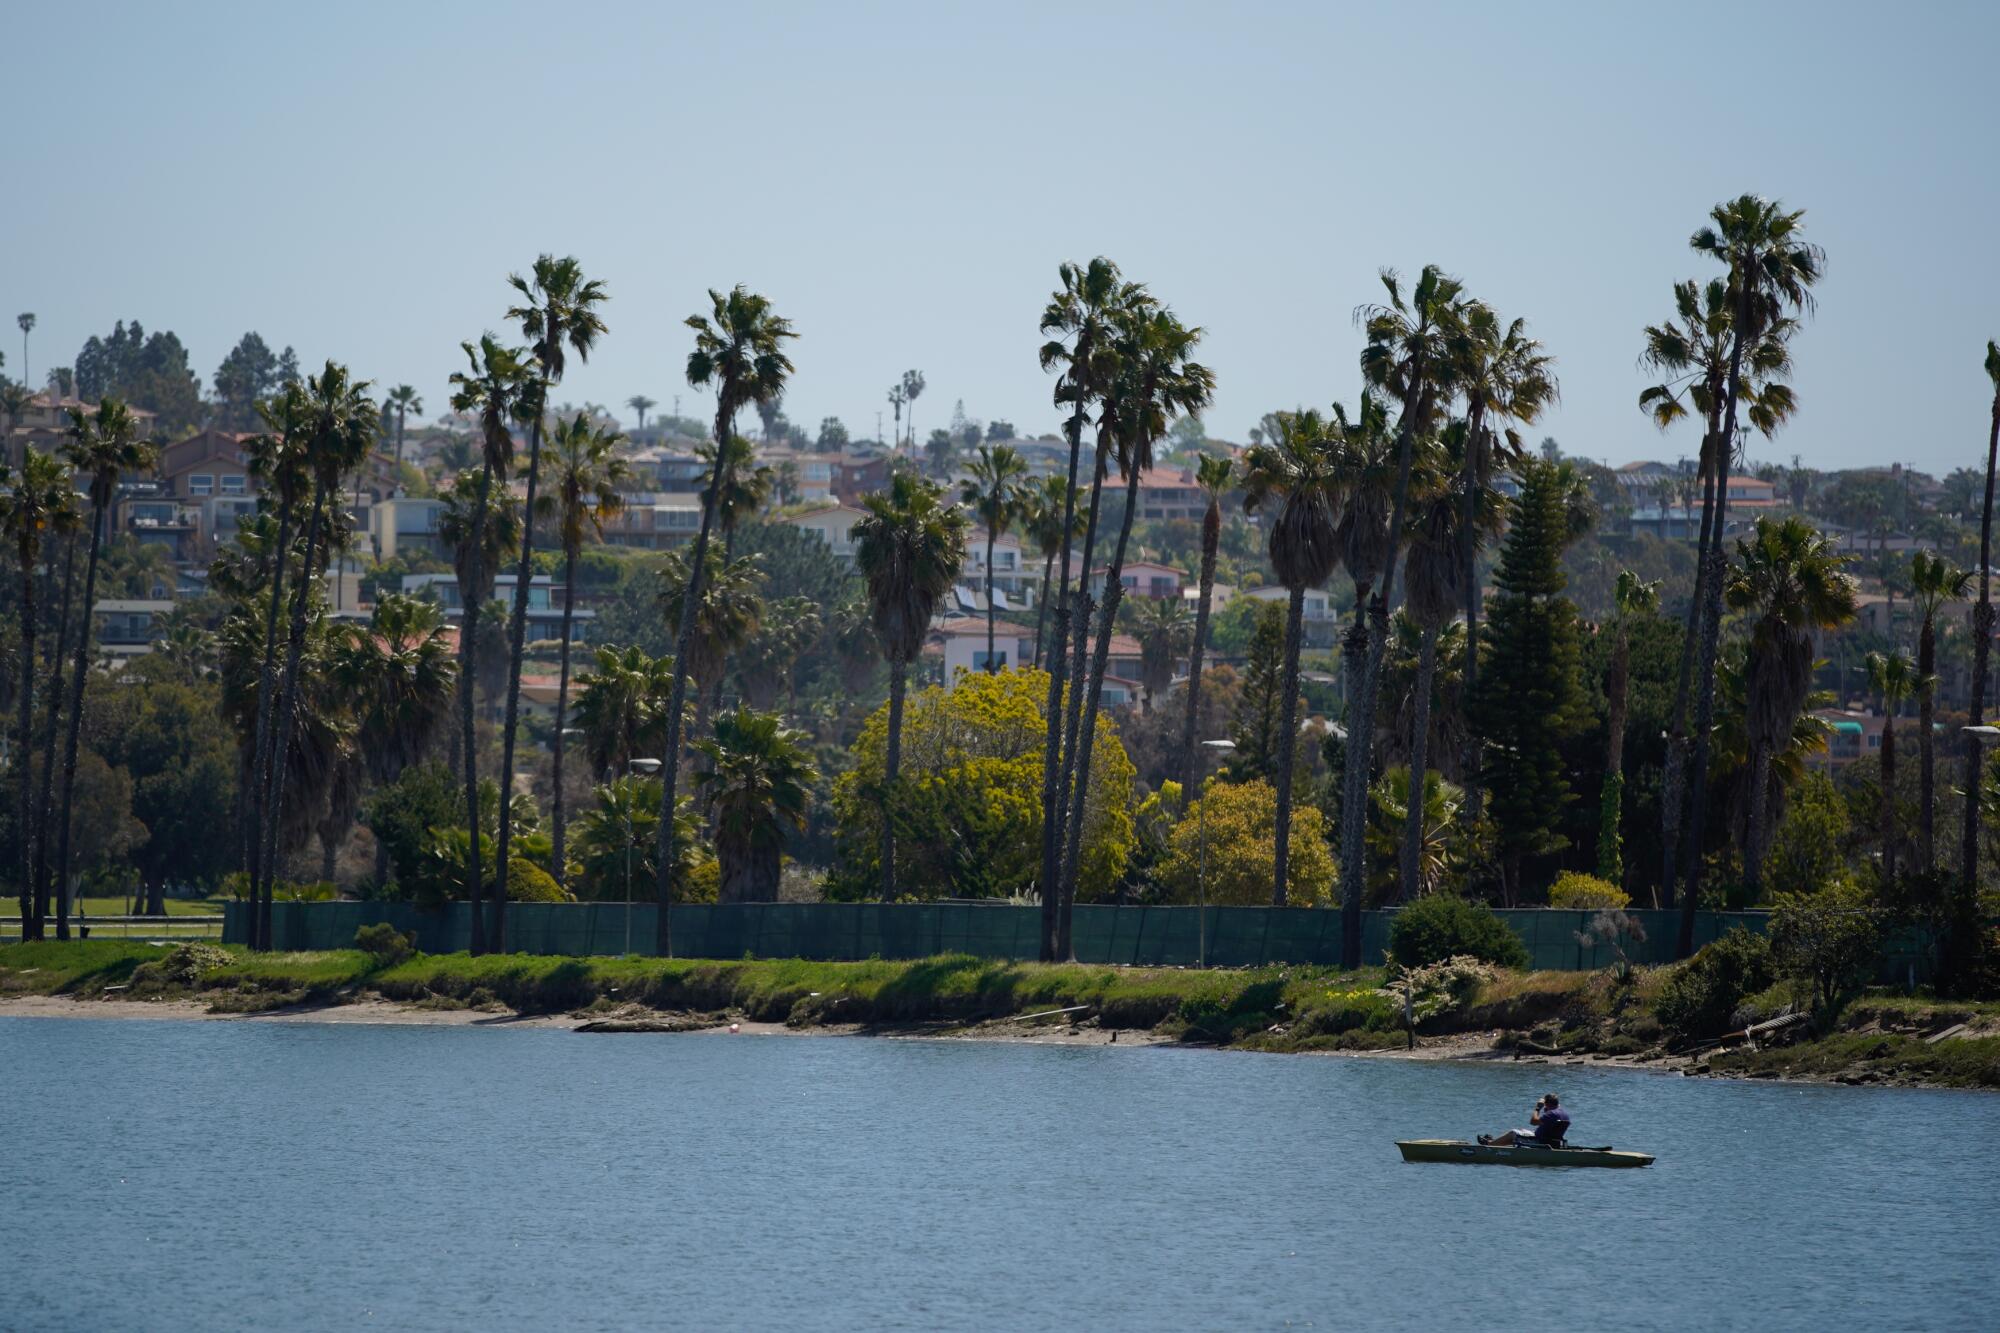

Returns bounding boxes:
[6,1,1998,475]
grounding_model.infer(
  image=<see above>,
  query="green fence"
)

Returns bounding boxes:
[227,901,1803,971]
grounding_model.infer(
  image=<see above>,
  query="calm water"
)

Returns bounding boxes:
[3,1018,1995,1332]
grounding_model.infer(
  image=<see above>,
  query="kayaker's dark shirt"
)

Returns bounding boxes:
[1533,1107,1570,1142]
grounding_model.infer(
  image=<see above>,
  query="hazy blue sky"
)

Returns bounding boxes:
[6,1,1997,473]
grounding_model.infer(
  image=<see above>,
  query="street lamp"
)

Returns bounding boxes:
[626,758,663,956]
[1195,738,1236,969]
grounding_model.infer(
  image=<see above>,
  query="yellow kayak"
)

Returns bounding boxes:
[1396,1139,1654,1169]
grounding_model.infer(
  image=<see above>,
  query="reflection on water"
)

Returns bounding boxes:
[2,1017,1995,1331]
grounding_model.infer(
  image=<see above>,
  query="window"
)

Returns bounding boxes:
[187,474,214,496]
[221,474,247,495]
[974,649,1008,670]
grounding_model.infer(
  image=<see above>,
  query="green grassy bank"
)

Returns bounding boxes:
[3,940,1996,1087]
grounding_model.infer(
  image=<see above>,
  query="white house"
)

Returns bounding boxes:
[778,503,868,565]
[1246,585,1340,648]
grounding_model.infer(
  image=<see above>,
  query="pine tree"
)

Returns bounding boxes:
[1229,600,1289,780]
[1471,457,1590,900]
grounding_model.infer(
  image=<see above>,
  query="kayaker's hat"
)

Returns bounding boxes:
[1543,1093,1559,1106]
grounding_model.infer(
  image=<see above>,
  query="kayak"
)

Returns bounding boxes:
[1396,1139,1654,1169]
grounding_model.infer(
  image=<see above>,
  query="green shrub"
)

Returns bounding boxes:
[1770,880,1882,1024]
[1653,927,1773,1041]
[1548,872,1629,910]
[129,943,233,991]
[1389,895,1529,969]
[505,859,570,903]
[354,923,415,967]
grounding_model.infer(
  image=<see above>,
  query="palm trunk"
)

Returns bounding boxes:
[550,538,580,894]
[260,478,331,942]
[1661,426,1724,910]
[1400,620,1440,902]
[1032,547,1056,671]
[459,461,494,955]
[1272,585,1307,906]
[393,409,406,471]
[247,493,297,948]
[53,501,112,944]
[1962,396,1999,890]
[881,659,907,901]
[655,396,736,956]
[1919,616,1937,873]
[1058,454,1143,956]
[1458,408,1488,822]
[1881,715,1899,883]
[1678,329,1749,959]
[985,529,998,672]
[1603,625,1631,888]
[33,535,77,937]
[1340,384,1425,968]
[1051,444,1110,957]
[14,539,38,940]
[1176,499,1221,788]
[494,410,547,952]
[1036,407,1089,961]
[1743,744,1773,897]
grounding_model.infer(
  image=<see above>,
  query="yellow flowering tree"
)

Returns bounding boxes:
[830,668,1137,900]
[1157,778,1336,906]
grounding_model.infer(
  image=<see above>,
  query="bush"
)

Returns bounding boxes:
[1770,880,1881,1024]
[1653,927,1773,1041]
[354,923,415,967]
[129,943,232,990]
[1389,895,1529,969]
[505,859,570,903]
[1548,872,1629,910]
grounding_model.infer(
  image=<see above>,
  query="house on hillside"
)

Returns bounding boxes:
[401,572,591,643]
[778,503,866,566]
[1090,560,1185,601]
[1244,585,1339,648]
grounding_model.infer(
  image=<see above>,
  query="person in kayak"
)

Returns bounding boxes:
[1477,1093,1569,1147]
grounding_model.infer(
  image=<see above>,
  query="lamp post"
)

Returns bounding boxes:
[1195,738,1236,969]
[628,758,662,956]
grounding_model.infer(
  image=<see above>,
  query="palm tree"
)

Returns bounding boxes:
[735,596,823,714]
[658,547,764,736]
[1174,454,1233,785]
[899,369,926,449]
[960,442,1031,672]
[1035,257,1140,959]
[55,399,157,938]
[1726,517,1857,898]
[573,645,677,776]
[886,383,907,450]
[384,384,423,472]
[536,413,628,893]
[1677,195,1823,954]
[1241,409,1342,907]
[1602,570,1660,888]
[1865,649,1921,885]
[626,394,656,433]
[437,471,522,648]
[1062,305,1212,946]
[16,313,33,387]
[1125,595,1193,709]
[1,448,77,938]
[1342,265,1467,964]
[494,256,609,951]
[853,471,966,900]
[445,335,531,953]
[331,593,457,886]
[261,364,375,943]
[1019,475,1076,671]
[1449,302,1556,818]
[1909,551,1971,871]
[693,706,817,902]
[652,289,795,951]
[699,433,774,562]
[1963,342,2000,890]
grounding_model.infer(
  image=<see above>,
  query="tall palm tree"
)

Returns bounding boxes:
[657,286,795,955]
[853,471,966,900]
[1602,570,1660,888]
[658,547,764,736]
[1062,305,1212,947]
[445,336,531,953]
[1963,342,2000,890]
[536,413,628,893]
[1020,474,1077,671]
[30,527,82,923]
[699,433,774,563]
[1908,551,1970,871]
[1865,649,1920,885]
[960,442,1030,672]
[494,256,609,950]
[16,313,34,387]
[1174,454,1233,785]
[573,645,677,776]
[1034,257,1138,960]
[261,364,375,943]
[1,448,77,938]
[626,394,656,433]
[1341,265,1467,965]
[899,370,925,449]
[384,384,423,472]
[1677,195,1823,955]
[1125,595,1193,709]
[1726,517,1856,898]
[1240,409,1342,907]
[1448,302,1556,818]
[331,593,457,885]
[55,399,157,938]
[693,705,817,902]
